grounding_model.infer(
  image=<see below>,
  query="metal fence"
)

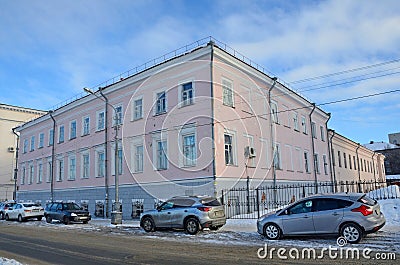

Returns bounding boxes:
[221,180,400,219]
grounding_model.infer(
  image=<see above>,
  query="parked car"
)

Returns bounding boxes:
[0,201,16,220]
[257,193,385,244]
[44,202,91,225]
[5,202,44,222]
[140,195,226,235]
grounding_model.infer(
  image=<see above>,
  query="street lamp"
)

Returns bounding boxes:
[84,87,122,225]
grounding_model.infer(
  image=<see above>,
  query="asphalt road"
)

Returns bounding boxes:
[0,222,397,265]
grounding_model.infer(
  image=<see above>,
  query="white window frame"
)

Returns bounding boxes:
[59,125,65,143]
[179,82,194,107]
[154,90,167,115]
[70,120,77,140]
[68,154,76,180]
[311,122,317,139]
[222,78,234,107]
[56,157,64,182]
[81,151,90,179]
[30,136,35,152]
[323,154,328,175]
[180,125,197,167]
[29,163,34,184]
[46,158,52,183]
[293,112,299,131]
[320,125,325,141]
[285,144,294,171]
[23,139,28,153]
[314,153,320,174]
[111,142,123,175]
[132,96,143,121]
[49,129,54,146]
[21,165,26,185]
[224,130,237,166]
[273,142,282,170]
[38,133,44,149]
[270,101,279,124]
[131,137,144,173]
[152,131,168,170]
[295,147,303,173]
[304,150,310,173]
[113,104,123,126]
[301,116,307,134]
[96,110,105,131]
[95,147,105,178]
[37,160,43,183]
[82,116,90,136]
[243,134,255,167]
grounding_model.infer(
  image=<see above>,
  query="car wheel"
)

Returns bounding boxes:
[263,223,281,240]
[46,215,52,223]
[18,215,24,222]
[185,218,200,235]
[0,212,4,220]
[63,216,70,225]
[209,226,220,231]
[141,217,155,232]
[340,223,363,244]
[37,216,43,221]
[5,214,10,221]
[82,221,88,224]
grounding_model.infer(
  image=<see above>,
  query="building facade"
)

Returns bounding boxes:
[14,40,384,218]
[0,103,45,201]
[329,130,386,184]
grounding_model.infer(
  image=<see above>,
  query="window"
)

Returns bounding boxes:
[293,112,299,131]
[46,160,52,183]
[288,200,313,215]
[57,159,64,181]
[183,134,196,166]
[82,116,90,136]
[314,199,353,212]
[59,125,65,143]
[134,145,144,172]
[133,98,143,120]
[21,166,26,185]
[338,151,342,167]
[311,122,317,139]
[37,162,43,183]
[181,82,194,106]
[304,151,310,173]
[353,156,357,170]
[224,134,234,165]
[68,156,76,180]
[343,152,347,168]
[30,136,35,151]
[273,143,282,170]
[314,154,320,173]
[320,126,325,141]
[70,120,77,139]
[301,116,307,134]
[82,153,90,178]
[323,154,328,175]
[114,105,123,126]
[97,111,105,131]
[156,91,167,114]
[157,140,168,170]
[49,129,54,146]
[38,133,44,148]
[360,158,363,172]
[97,151,105,177]
[29,164,34,184]
[23,139,28,153]
[349,155,352,169]
[222,79,234,107]
[271,101,279,123]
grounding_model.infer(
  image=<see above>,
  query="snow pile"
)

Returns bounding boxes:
[0,258,23,265]
[379,199,400,226]
[368,185,400,200]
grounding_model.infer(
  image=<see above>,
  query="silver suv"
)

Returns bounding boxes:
[140,196,226,235]
[257,193,385,243]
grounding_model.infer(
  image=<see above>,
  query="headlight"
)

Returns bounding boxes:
[71,213,77,217]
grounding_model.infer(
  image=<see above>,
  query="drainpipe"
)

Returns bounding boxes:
[268,77,277,206]
[209,40,217,198]
[309,103,317,193]
[99,89,110,218]
[372,152,377,184]
[356,144,361,192]
[11,128,19,201]
[328,130,337,192]
[49,111,56,202]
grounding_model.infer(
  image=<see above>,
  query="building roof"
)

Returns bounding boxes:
[363,141,398,151]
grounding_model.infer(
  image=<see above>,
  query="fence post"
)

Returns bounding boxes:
[256,188,260,219]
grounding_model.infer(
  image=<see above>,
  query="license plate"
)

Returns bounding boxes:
[214,211,224,217]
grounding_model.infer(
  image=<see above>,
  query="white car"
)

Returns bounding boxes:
[5,202,44,222]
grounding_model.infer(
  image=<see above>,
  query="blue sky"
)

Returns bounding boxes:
[0,0,399,144]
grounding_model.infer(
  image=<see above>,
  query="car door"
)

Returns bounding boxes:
[9,203,21,219]
[281,199,315,235]
[152,201,174,228]
[312,198,348,234]
[168,199,195,228]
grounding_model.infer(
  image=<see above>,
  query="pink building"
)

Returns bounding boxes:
[16,39,335,218]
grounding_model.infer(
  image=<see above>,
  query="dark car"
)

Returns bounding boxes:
[44,202,91,225]
[0,201,16,220]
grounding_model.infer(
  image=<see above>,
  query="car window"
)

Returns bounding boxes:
[50,203,58,211]
[171,199,195,208]
[288,200,313,214]
[358,195,376,206]
[201,198,221,206]
[64,203,82,210]
[160,201,174,210]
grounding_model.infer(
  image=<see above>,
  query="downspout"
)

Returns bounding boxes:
[309,103,317,193]
[11,128,19,201]
[99,89,110,218]
[49,111,56,202]
[328,130,337,192]
[372,152,376,183]
[268,77,277,206]
[356,144,361,182]
[324,114,333,191]
[209,40,217,198]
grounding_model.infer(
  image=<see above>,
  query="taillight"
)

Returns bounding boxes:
[351,205,373,216]
[24,209,32,213]
[197,207,212,212]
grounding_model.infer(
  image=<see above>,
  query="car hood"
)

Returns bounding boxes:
[259,211,278,219]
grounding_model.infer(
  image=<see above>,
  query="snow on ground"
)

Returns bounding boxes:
[1,195,399,265]
[0,258,24,265]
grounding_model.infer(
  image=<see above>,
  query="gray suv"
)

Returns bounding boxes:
[140,196,226,235]
[257,193,385,243]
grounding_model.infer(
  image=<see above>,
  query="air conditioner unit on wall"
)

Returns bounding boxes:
[7,147,15,153]
[244,146,256,158]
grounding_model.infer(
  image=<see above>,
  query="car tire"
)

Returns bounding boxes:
[63,216,70,225]
[263,223,281,240]
[5,214,10,221]
[141,217,155,232]
[209,226,220,231]
[185,218,200,235]
[37,216,43,221]
[83,221,88,224]
[0,212,4,220]
[46,215,52,224]
[18,215,24,222]
[340,223,363,244]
